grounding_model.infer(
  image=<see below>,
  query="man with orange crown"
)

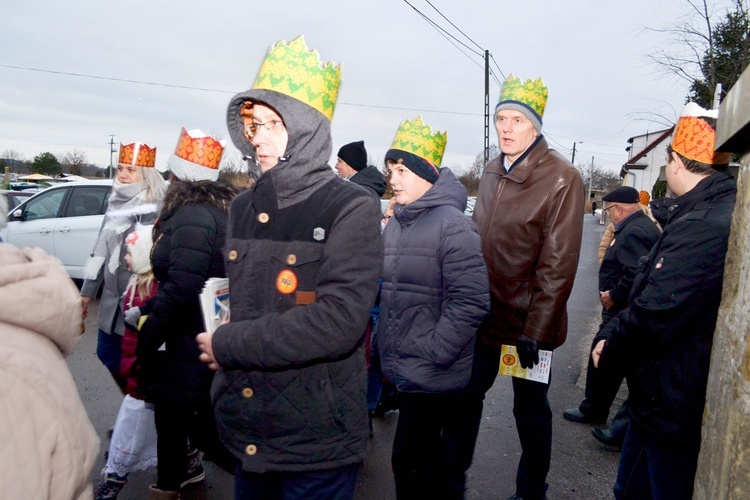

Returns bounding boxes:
[591,102,736,499]
[471,75,584,500]
[196,37,382,499]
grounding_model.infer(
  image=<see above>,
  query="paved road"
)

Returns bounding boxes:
[68,214,622,499]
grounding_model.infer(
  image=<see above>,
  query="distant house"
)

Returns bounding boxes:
[620,127,674,192]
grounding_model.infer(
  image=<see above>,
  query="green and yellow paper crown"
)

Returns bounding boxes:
[498,74,548,120]
[252,36,342,121]
[390,116,447,166]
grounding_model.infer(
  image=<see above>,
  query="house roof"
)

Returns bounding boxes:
[620,126,674,177]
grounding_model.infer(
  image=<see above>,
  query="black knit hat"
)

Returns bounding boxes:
[337,140,367,171]
[385,149,440,184]
[603,186,639,204]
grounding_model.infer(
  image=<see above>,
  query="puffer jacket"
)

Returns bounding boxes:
[378,168,489,393]
[473,136,584,349]
[211,89,383,473]
[0,244,99,500]
[597,171,736,445]
[138,180,237,405]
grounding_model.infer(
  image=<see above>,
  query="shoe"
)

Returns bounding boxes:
[148,485,180,499]
[180,448,205,489]
[592,427,624,448]
[372,396,399,417]
[562,408,607,424]
[94,472,127,500]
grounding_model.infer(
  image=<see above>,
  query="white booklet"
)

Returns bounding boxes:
[498,344,552,384]
[200,277,230,334]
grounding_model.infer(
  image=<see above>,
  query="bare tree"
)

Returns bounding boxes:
[1,149,29,174]
[61,148,88,176]
[458,145,500,195]
[575,163,622,196]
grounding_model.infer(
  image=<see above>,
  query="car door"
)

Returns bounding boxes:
[5,187,68,256]
[54,185,111,278]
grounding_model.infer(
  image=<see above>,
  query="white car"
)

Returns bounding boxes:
[3,180,113,279]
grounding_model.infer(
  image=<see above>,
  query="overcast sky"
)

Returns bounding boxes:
[1,0,719,175]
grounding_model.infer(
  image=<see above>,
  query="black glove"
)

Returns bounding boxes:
[517,334,540,369]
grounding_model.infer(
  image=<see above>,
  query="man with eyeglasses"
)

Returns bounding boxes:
[196,37,383,498]
[591,103,736,499]
[563,186,660,447]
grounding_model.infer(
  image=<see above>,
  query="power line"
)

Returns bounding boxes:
[401,0,483,58]
[425,0,484,52]
[0,63,482,117]
[489,54,506,81]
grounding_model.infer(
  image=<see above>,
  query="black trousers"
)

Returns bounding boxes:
[392,390,483,499]
[462,339,552,500]
[580,308,623,418]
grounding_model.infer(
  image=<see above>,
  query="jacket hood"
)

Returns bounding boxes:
[227,89,335,208]
[394,168,467,223]
[350,165,387,197]
[650,170,737,227]
[0,244,82,356]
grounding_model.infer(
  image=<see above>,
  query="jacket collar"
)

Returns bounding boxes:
[485,136,547,184]
[651,170,736,227]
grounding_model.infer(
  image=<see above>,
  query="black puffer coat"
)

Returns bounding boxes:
[378,169,489,393]
[138,180,237,405]
[597,171,736,446]
[211,89,383,473]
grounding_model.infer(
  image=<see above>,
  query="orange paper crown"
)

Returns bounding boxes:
[173,128,224,170]
[672,104,731,165]
[119,142,156,168]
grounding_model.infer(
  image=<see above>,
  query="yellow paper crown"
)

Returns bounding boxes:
[119,142,156,168]
[672,106,731,165]
[498,75,548,120]
[173,128,224,170]
[390,116,447,166]
[252,36,342,121]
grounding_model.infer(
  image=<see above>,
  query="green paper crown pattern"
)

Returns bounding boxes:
[498,75,548,119]
[253,36,342,120]
[390,116,447,166]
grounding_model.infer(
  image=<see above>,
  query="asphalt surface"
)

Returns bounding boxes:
[68,214,622,499]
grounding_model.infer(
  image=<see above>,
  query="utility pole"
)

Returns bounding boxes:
[571,141,582,164]
[109,135,116,179]
[484,49,490,166]
[589,156,594,199]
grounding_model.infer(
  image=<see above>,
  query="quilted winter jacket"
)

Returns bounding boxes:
[378,169,490,393]
[473,136,584,349]
[0,244,99,500]
[211,90,383,473]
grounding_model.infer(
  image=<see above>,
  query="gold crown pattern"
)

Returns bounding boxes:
[119,142,156,168]
[498,75,548,119]
[252,36,342,121]
[672,116,731,165]
[174,128,224,170]
[390,116,447,166]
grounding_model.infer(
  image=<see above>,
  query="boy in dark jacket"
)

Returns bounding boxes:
[196,37,383,499]
[378,116,490,498]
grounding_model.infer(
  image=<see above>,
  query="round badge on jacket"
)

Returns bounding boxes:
[276,269,298,294]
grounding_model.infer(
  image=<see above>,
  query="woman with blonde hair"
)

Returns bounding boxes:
[81,142,167,392]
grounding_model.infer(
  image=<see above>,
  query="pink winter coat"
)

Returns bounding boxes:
[0,244,100,500]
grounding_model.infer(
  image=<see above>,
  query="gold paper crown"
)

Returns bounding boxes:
[672,115,731,165]
[119,142,156,168]
[498,75,548,120]
[390,116,447,166]
[173,128,224,170]
[252,36,342,121]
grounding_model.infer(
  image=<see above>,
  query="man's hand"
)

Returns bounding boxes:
[600,290,615,311]
[517,334,540,369]
[592,339,606,368]
[197,332,221,371]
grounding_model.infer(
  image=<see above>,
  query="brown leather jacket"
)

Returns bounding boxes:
[473,137,584,349]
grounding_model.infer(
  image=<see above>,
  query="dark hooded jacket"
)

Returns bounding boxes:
[350,165,386,198]
[596,171,736,446]
[211,89,383,473]
[137,180,238,404]
[378,169,489,393]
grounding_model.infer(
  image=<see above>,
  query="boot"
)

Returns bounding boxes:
[148,485,180,499]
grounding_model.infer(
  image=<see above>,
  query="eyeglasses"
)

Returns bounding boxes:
[245,120,285,137]
[603,204,619,215]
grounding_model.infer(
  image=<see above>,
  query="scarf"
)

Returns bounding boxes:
[83,181,158,280]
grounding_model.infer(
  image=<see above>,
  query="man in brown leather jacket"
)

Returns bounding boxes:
[469,75,584,500]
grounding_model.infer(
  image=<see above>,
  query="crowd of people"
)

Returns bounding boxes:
[0,35,738,500]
